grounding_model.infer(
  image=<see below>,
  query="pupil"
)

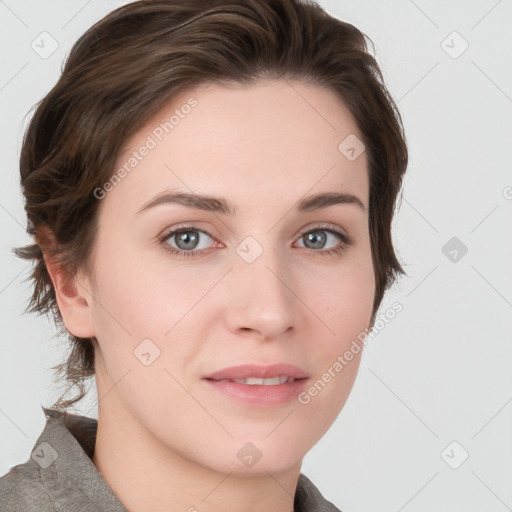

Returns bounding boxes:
[176,231,198,250]
[305,231,325,249]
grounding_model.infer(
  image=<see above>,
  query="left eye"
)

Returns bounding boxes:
[296,229,342,250]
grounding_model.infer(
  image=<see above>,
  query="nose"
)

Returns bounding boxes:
[223,242,297,341]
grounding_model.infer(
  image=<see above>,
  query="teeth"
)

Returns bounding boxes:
[223,376,294,385]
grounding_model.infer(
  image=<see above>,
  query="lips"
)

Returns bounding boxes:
[202,364,310,406]
[228,376,293,385]
[203,363,309,382]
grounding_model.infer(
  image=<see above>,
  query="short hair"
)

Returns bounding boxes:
[15,0,408,410]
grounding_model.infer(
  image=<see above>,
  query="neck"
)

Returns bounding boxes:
[91,396,300,512]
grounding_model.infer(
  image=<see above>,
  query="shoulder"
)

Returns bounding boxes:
[0,459,55,512]
[0,406,93,512]
[0,408,64,511]
[296,473,343,512]
[1,407,127,512]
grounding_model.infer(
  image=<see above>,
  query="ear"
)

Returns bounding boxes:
[37,226,96,339]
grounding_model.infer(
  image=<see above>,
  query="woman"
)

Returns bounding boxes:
[0,0,407,510]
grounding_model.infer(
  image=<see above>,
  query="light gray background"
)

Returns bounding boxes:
[1,1,511,511]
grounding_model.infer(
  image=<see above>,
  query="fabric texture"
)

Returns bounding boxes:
[1,407,342,511]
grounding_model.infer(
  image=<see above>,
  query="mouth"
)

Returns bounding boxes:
[202,363,309,406]
[203,363,309,381]
[212,376,301,385]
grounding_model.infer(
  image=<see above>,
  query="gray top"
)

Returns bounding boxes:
[1,407,342,511]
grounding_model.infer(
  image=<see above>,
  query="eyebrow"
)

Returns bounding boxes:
[136,190,366,215]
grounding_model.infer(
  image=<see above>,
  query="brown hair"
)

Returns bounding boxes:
[15,0,407,410]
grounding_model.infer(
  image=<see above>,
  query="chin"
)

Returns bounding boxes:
[206,436,306,476]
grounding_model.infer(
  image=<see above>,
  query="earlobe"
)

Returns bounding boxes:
[37,227,96,339]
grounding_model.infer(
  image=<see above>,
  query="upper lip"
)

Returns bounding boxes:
[203,364,309,381]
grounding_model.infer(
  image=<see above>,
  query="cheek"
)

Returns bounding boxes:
[297,258,374,434]
[317,245,375,337]
[89,242,216,345]
[87,241,164,340]
[305,242,374,383]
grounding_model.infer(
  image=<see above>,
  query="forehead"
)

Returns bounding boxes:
[107,79,369,214]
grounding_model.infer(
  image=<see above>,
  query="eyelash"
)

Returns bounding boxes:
[158,224,354,259]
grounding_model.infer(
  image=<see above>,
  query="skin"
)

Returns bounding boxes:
[45,79,375,512]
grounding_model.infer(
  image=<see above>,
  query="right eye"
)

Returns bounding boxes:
[159,227,218,258]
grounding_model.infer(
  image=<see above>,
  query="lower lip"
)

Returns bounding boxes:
[203,378,309,407]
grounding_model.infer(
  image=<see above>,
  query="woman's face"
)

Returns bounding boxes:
[81,79,375,474]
